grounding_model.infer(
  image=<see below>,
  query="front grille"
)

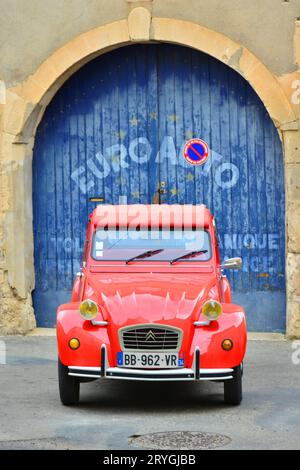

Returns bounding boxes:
[120,325,182,351]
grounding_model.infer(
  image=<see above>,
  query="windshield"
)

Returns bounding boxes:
[91,228,212,262]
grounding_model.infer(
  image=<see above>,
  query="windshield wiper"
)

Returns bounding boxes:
[125,249,164,265]
[170,250,208,265]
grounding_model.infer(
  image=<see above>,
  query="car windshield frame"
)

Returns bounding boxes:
[90,227,212,263]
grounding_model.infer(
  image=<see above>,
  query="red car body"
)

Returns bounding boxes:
[57,205,247,405]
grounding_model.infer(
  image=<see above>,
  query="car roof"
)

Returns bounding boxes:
[90,204,213,229]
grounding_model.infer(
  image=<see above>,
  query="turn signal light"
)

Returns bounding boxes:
[222,339,233,351]
[69,338,80,350]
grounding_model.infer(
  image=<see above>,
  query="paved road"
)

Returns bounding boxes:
[0,336,299,450]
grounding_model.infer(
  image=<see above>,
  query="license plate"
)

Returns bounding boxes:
[117,352,184,369]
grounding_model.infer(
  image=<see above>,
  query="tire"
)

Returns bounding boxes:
[224,364,242,406]
[58,358,80,406]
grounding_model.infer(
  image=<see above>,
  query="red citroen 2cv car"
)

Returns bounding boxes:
[57,204,247,406]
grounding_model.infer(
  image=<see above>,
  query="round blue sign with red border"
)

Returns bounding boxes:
[183,138,209,166]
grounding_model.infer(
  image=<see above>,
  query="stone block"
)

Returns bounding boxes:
[128,7,151,41]
[283,130,300,163]
[286,202,300,253]
[286,163,300,204]
[286,300,300,338]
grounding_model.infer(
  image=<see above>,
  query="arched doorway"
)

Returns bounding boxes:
[32,43,285,331]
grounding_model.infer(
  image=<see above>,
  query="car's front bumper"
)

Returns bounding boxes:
[68,365,234,381]
[67,346,234,382]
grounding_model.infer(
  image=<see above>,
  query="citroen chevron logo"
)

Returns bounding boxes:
[145,330,156,342]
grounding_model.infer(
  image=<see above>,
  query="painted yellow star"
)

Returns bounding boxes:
[170,187,179,196]
[116,177,126,186]
[111,154,120,164]
[186,173,194,182]
[130,117,140,126]
[168,114,179,123]
[115,130,126,140]
[131,190,140,199]
[150,111,158,120]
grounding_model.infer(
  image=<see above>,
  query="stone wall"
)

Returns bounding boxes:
[0,0,300,336]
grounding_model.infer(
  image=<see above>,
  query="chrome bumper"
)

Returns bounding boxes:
[68,346,234,382]
[69,366,233,381]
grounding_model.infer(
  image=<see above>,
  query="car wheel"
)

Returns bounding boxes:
[58,358,80,406]
[224,364,242,406]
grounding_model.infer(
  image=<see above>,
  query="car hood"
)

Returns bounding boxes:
[86,271,218,326]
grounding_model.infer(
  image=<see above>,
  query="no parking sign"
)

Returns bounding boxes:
[183,138,209,166]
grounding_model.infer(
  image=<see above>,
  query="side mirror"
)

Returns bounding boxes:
[221,257,242,270]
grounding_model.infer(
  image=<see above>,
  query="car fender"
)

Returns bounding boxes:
[56,303,112,367]
[221,275,232,303]
[189,303,247,369]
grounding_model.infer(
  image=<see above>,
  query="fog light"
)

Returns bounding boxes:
[69,338,80,350]
[222,339,233,351]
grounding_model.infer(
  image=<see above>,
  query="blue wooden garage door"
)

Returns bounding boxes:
[32,44,285,331]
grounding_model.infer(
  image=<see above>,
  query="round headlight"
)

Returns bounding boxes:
[79,299,98,320]
[202,300,222,321]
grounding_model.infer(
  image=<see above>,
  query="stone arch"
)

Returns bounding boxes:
[10,11,297,143]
